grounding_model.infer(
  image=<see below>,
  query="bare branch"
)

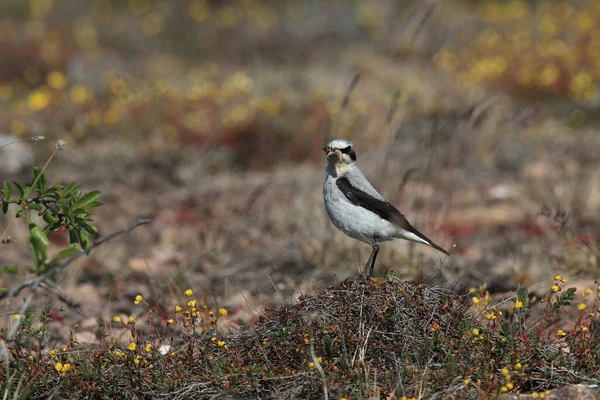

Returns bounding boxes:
[0,218,151,301]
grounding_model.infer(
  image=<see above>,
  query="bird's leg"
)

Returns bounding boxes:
[362,243,380,275]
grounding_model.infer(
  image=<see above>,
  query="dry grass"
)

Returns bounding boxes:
[4,275,600,398]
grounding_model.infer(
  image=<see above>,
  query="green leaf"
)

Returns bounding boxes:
[15,209,26,218]
[71,190,102,211]
[46,223,61,233]
[4,265,18,274]
[43,212,59,225]
[11,181,25,198]
[33,167,47,192]
[86,201,103,209]
[29,203,43,212]
[28,239,41,270]
[1,181,11,199]
[70,190,82,204]
[69,229,79,245]
[79,231,92,254]
[2,202,7,214]
[30,226,50,247]
[45,184,63,194]
[558,287,576,306]
[80,221,99,235]
[60,182,78,199]
[47,247,80,267]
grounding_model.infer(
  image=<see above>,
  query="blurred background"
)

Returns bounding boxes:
[0,0,599,336]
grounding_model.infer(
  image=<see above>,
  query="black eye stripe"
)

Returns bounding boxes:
[339,146,352,154]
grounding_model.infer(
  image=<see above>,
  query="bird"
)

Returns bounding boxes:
[321,139,449,275]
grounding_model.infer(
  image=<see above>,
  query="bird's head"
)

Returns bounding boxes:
[321,139,356,168]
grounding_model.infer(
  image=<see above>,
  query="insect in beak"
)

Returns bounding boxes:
[321,145,334,159]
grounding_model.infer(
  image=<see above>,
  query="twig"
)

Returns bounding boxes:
[39,280,82,313]
[0,218,151,361]
[408,2,437,44]
[0,218,151,301]
[432,16,481,57]
[237,175,272,215]
[4,285,38,341]
[0,136,45,150]
[310,335,329,400]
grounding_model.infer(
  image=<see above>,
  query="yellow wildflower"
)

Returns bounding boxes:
[145,343,152,352]
[184,289,193,297]
[69,85,92,104]
[557,330,567,337]
[551,285,560,293]
[472,328,480,336]
[28,89,51,110]
[218,308,228,317]
[175,305,182,313]
[134,295,143,305]
[47,71,67,90]
[128,316,135,324]
[128,342,137,351]
[187,300,196,308]
[54,362,71,374]
[578,303,587,311]
[515,299,523,309]
[112,316,121,323]
[538,65,559,86]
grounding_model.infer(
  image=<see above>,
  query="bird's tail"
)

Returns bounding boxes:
[398,229,450,256]
[428,241,450,256]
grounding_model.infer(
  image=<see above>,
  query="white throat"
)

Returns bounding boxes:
[327,160,355,177]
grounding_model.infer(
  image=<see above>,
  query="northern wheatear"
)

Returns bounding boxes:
[322,139,448,275]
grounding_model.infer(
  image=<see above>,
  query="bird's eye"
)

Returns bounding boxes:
[340,146,353,154]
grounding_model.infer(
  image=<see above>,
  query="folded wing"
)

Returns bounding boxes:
[336,177,449,255]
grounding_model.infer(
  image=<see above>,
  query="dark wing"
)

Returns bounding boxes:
[336,177,449,255]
